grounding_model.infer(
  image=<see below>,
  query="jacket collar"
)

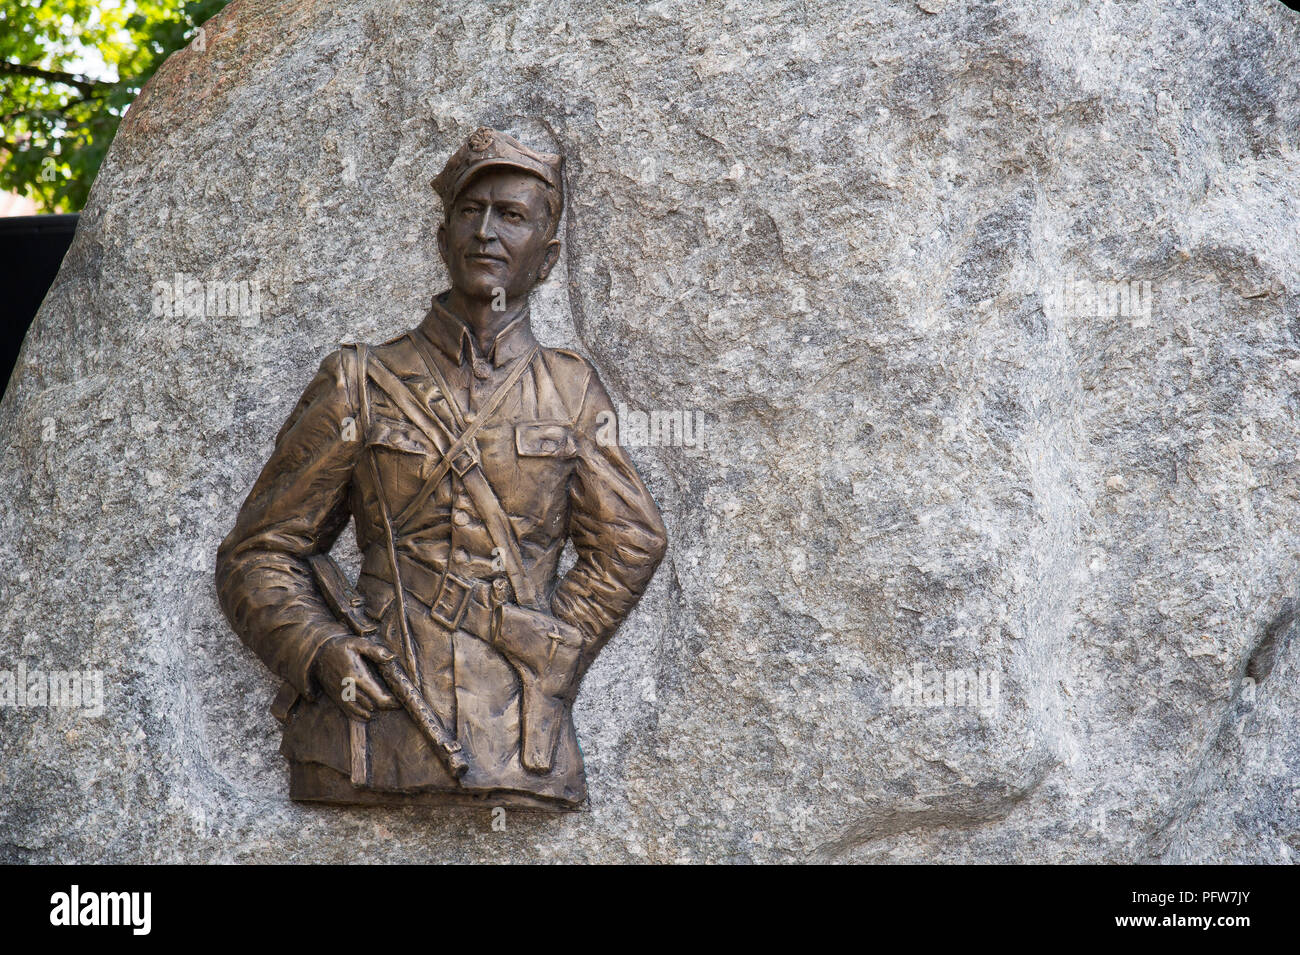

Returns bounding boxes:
[419,291,537,369]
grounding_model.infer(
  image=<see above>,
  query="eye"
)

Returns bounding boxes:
[503,209,524,223]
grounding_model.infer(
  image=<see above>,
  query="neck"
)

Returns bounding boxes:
[445,289,528,354]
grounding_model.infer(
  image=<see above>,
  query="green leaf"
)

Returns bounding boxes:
[0,0,232,212]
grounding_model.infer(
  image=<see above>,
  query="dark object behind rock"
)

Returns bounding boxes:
[0,214,77,397]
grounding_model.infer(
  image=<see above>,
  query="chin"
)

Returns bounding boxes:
[453,273,512,301]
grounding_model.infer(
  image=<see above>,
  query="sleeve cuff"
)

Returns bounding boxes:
[291,628,352,701]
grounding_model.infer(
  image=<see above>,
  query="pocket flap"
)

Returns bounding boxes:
[515,422,576,458]
[367,416,432,455]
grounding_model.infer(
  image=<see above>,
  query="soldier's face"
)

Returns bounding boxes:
[438,169,560,304]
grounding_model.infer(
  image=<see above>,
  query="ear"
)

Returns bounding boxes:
[536,238,561,282]
[436,222,448,265]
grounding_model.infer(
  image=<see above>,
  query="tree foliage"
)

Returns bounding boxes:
[0,0,229,211]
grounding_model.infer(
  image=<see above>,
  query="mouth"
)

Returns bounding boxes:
[466,252,507,265]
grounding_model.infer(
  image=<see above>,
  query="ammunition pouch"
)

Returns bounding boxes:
[490,603,586,774]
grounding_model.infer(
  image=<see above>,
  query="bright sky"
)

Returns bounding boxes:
[54,0,135,83]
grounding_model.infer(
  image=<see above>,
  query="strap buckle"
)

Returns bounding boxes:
[429,570,475,631]
[448,442,480,477]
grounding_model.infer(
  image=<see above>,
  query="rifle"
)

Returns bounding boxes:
[308,553,468,779]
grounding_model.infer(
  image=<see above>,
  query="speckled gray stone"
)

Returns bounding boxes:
[2,0,1299,862]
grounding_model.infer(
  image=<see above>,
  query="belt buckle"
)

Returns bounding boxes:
[429,570,474,631]
[448,443,479,477]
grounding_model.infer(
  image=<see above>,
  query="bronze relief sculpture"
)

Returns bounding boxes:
[216,128,668,809]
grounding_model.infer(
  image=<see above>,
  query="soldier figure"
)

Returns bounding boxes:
[216,128,668,809]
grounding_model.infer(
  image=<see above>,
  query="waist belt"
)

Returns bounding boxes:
[360,554,579,776]
[364,555,511,644]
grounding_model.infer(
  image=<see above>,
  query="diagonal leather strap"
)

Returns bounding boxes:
[392,344,538,530]
[382,341,544,612]
[358,345,422,685]
[409,330,467,432]
[364,345,544,611]
[459,463,541,610]
[364,357,455,457]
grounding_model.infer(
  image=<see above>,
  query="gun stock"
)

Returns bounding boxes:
[308,554,468,779]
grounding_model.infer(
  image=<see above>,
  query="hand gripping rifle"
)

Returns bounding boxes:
[308,553,468,779]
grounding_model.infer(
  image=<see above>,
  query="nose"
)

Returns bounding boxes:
[474,205,494,242]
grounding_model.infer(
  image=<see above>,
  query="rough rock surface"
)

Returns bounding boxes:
[3,0,1299,863]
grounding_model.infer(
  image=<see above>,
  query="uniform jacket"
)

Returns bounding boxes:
[216,293,668,807]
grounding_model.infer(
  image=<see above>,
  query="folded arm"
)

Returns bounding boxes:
[215,349,364,698]
[550,370,669,667]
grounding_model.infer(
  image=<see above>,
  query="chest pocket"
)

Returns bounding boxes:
[515,422,577,458]
[367,415,434,456]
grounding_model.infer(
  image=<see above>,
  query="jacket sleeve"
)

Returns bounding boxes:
[550,367,668,663]
[215,349,365,699]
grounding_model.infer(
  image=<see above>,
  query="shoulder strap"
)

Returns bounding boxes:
[462,464,541,610]
[529,349,574,425]
[358,343,422,684]
[337,342,372,441]
[356,344,372,438]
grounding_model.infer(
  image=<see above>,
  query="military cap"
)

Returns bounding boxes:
[431,127,564,210]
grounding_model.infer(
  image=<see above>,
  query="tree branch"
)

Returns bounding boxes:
[0,62,114,94]
[0,89,111,125]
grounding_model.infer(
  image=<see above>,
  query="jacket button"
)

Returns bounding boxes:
[452,511,470,526]
[453,548,470,564]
